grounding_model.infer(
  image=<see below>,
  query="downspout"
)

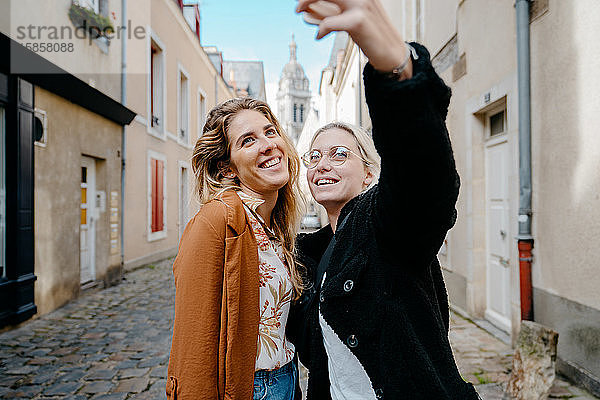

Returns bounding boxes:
[120,0,127,272]
[516,0,534,321]
[357,49,363,127]
[215,74,218,104]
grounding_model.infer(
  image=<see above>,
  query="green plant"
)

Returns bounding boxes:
[473,371,492,385]
[68,2,114,39]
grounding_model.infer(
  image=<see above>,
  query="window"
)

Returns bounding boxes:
[34,109,47,147]
[98,0,108,17]
[293,104,297,123]
[148,152,167,241]
[80,0,100,13]
[401,0,407,39]
[490,110,505,136]
[151,158,164,233]
[179,164,189,240]
[150,37,165,135]
[80,0,108,16]
[178,68,190,143]
[530,0,549,22]
[300,104,304,123]
[438,233,451,270]
[197,89,206,138]
[81,166,88,226]
[413,0,425,42]
[0,107,5,278]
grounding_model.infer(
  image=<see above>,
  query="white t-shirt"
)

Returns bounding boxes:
[319,273,377,399]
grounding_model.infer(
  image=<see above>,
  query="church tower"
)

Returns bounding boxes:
[276,35,311,144]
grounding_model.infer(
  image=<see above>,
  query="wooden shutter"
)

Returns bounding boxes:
[156,160,164,232]
[151,159,164,233]
[151,159,157,232]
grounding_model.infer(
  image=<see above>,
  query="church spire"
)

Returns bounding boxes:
[289,34,297,62]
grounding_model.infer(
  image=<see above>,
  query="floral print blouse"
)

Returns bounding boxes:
[237,191,296,371]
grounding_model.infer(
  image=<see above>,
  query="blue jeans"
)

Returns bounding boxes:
[253,360,297,400]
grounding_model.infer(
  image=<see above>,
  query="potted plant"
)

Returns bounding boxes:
[68,2,114,39]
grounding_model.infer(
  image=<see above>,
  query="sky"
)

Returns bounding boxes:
[197,0,336,107]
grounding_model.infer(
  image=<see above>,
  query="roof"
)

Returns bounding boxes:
[222,61,266,101]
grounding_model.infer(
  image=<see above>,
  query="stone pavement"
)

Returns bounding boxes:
[0,258,597,399]
[450,311,599,400]
[0,258,175,399]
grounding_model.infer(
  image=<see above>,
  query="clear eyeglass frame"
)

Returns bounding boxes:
[302,145,370,169]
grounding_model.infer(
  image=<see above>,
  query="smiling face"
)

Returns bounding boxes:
[307,128,373,213]
[225,109,290,198]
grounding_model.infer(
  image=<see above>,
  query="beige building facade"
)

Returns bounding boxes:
[425,0,600,393]
[122,0,234,270]
[34,88,128,315]
[315,0,600,393]
[1,0,135,325]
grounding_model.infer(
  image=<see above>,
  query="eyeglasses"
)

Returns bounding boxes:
[302,146,370,169]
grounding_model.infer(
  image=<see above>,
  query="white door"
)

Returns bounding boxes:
[179,166,189,240]
[485,138,511,332]
[80,157,96,284]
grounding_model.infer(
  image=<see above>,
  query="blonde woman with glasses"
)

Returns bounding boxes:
[287,0,481,399]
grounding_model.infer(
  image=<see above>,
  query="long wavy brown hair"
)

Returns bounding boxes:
[191,97,305,298]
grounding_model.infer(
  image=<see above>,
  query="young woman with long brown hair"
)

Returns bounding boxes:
[166,98,304,400]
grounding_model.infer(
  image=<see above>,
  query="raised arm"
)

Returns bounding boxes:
[365,44,458,266]
[297,0,458,267]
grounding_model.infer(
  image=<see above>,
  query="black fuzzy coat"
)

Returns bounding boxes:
[287,44,480,400]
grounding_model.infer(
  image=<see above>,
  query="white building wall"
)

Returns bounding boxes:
[335,48,359,125]
[314,1,600,389]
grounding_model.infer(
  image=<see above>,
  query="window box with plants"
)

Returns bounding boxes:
[68,2,114,40]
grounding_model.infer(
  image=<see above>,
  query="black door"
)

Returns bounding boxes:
[0,73,37,328]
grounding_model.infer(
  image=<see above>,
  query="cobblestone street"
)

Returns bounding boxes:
[0,259,175,400]
[0,258,597,399]
[450,312,599,400]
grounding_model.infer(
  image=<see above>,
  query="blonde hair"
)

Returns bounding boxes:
[311,122,381,188]
[191,97,305,298]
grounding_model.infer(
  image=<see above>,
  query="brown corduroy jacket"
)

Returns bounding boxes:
[166,190,259,399]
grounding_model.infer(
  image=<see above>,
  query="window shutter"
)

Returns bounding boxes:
[156,160,164,232]
[151,159,158,232]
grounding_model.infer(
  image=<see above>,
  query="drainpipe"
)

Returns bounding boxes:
[357,50,363,127]
[215,73,218,103]
[120,0,127,272]
[516,0,534,321]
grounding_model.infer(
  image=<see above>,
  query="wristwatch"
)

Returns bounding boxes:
[374,43,419,79]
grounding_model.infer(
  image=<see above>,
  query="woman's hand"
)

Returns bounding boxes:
[296,0,412,79]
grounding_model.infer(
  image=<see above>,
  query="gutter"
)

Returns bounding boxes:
[515,0,534,321]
